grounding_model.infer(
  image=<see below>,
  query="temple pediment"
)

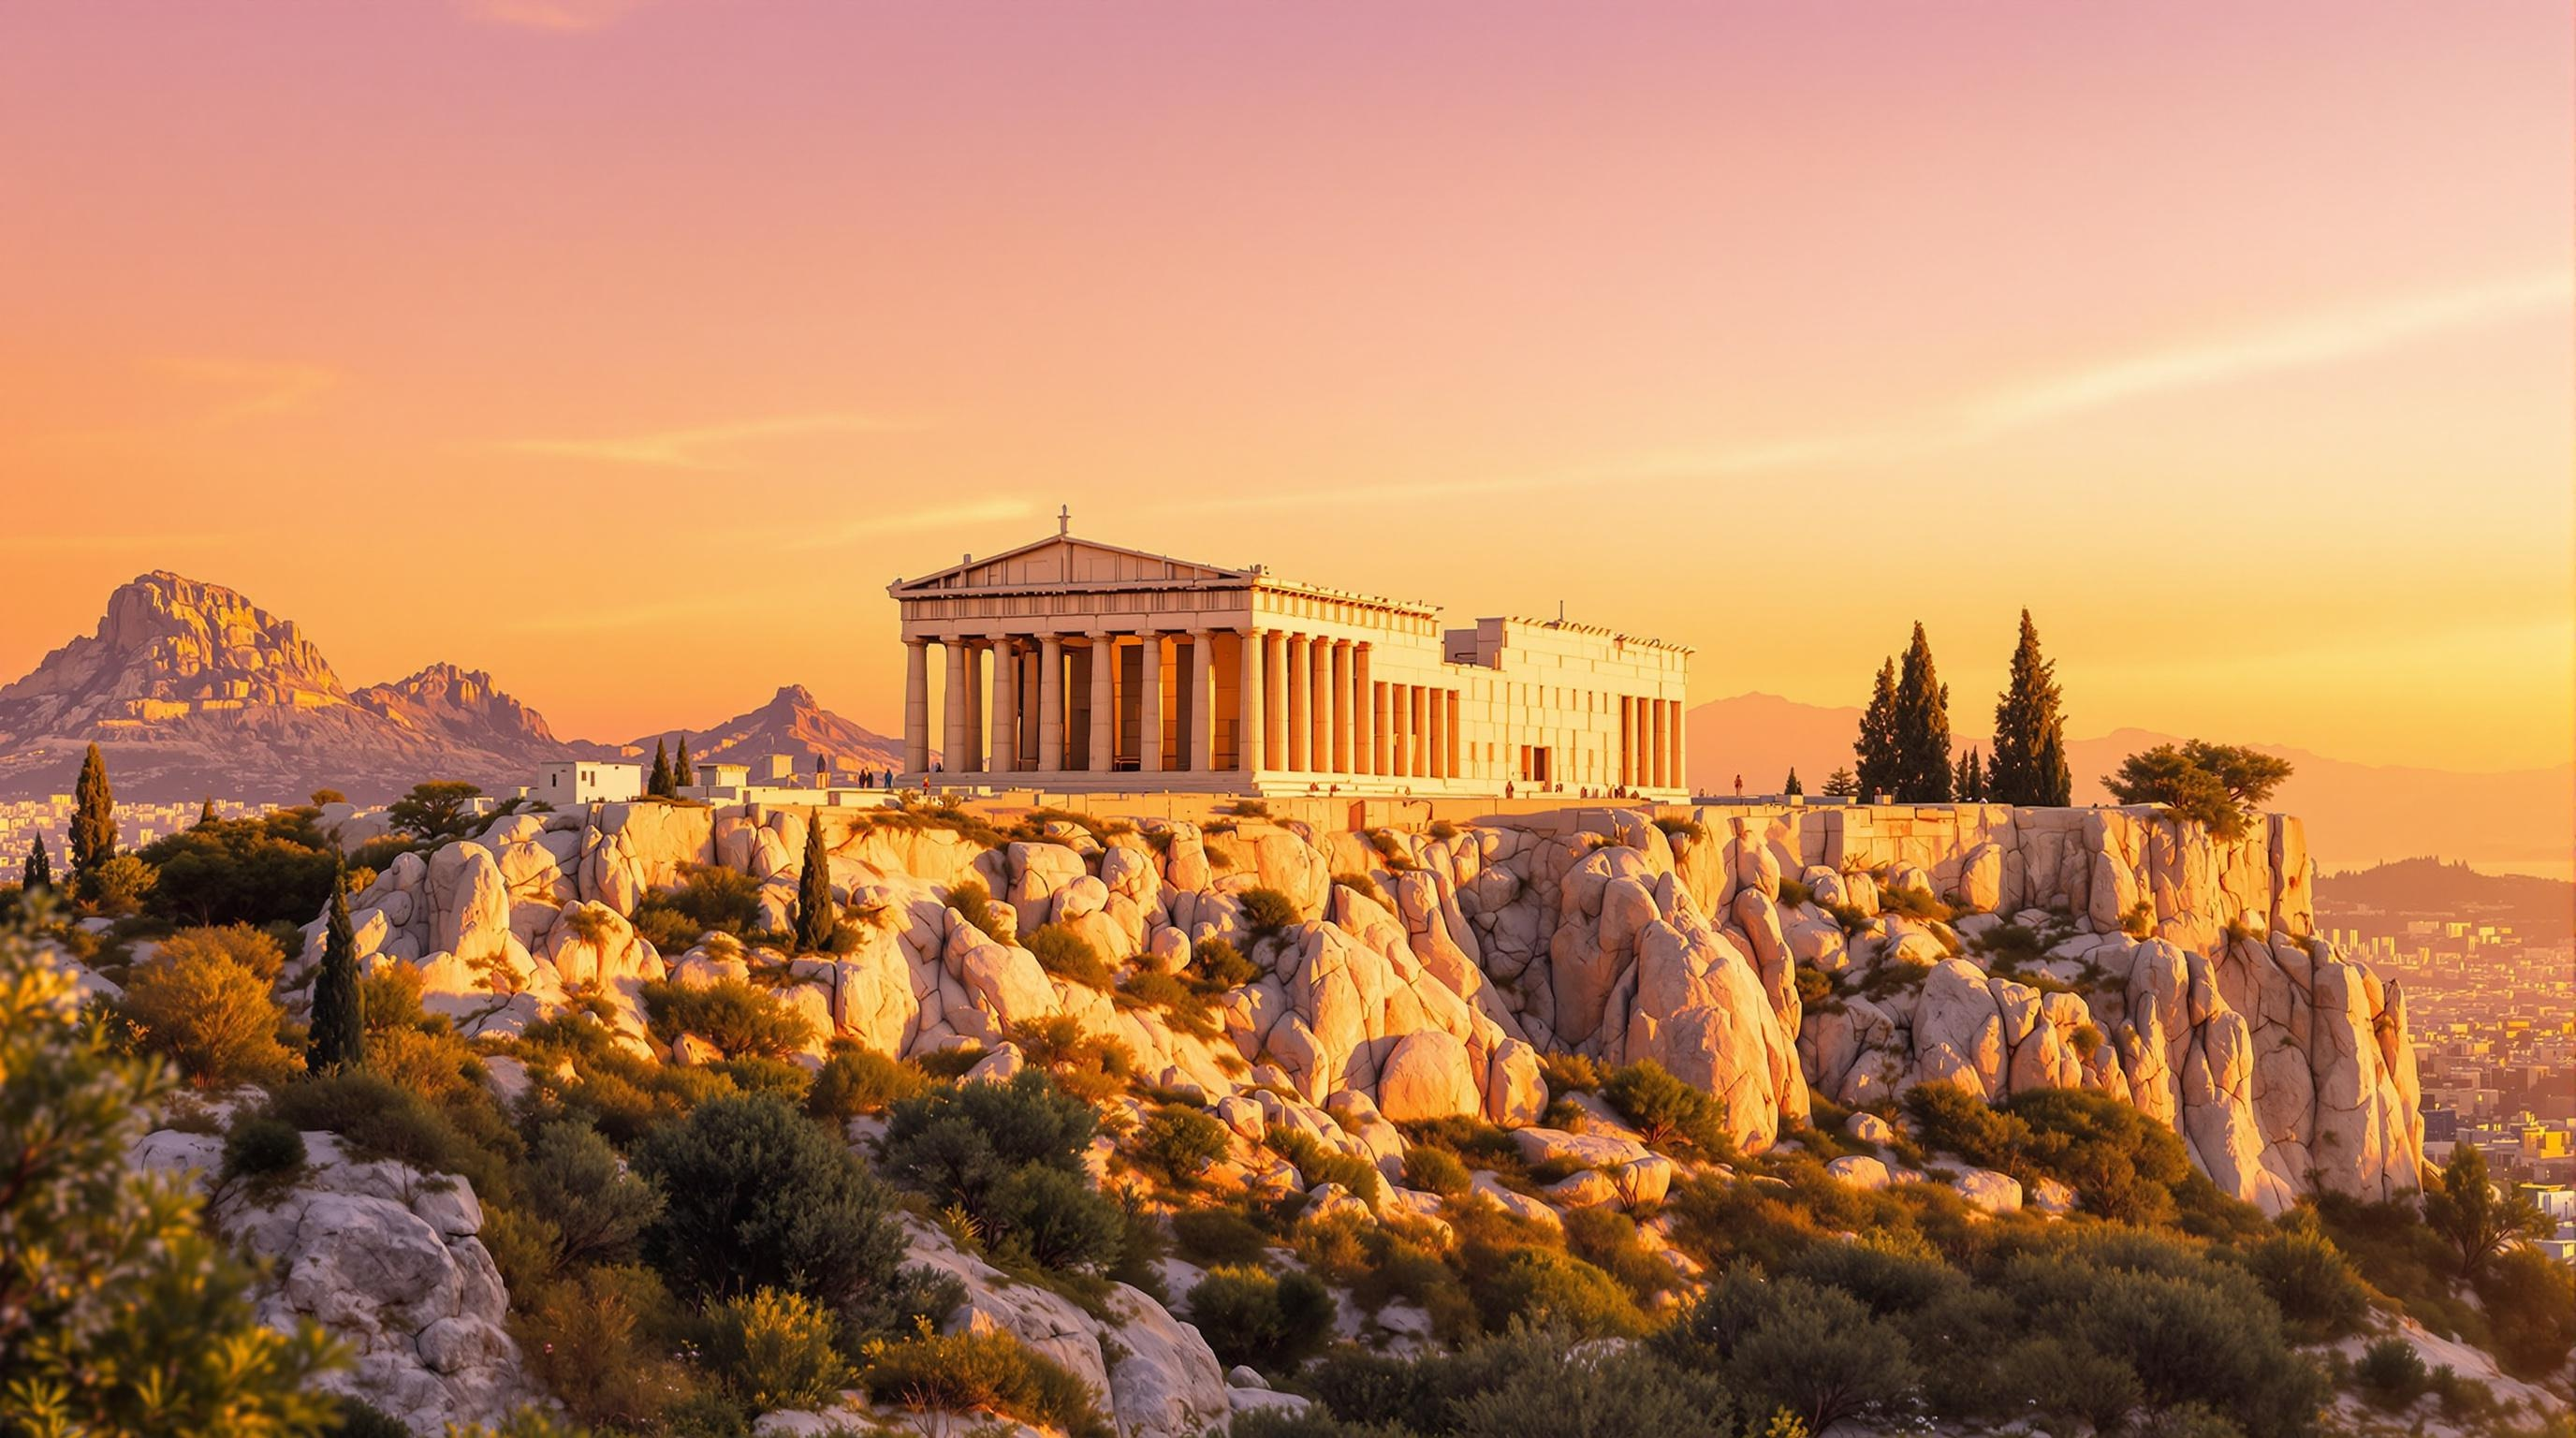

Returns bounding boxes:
[890,534,1252,596]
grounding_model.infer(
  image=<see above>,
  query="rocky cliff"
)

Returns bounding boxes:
[300,798,2422,1220]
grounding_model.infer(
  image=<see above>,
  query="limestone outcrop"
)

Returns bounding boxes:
[302,797,2422,1216]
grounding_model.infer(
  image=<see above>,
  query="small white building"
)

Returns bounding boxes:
[537,760,644,805]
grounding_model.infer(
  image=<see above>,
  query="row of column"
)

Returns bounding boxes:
[902,629,1471,782]
[1618,695,1685,790]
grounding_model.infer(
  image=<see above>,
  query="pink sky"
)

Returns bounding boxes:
[2,1,2569,776]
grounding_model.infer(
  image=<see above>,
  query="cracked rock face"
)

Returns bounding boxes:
[129,1130,532,1434]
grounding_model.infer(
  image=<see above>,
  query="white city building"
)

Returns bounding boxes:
[887,521,1690,798]
[536,760,644,805]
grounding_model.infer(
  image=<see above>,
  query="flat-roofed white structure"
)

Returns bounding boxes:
[888,521,1689,798]
[537,760,644,805]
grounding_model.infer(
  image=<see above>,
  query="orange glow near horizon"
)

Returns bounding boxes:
[1,3,2569,785]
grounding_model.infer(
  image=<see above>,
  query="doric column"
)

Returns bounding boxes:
[1088,632,1117,773]
[988,639,1018,773]
[1617,697,1636,788]
[1330,641,1354,773]
[1370,676,1388,776]
[942,639,968,775]
[1443,688,1459,780]
[1138,633,1165,773]
[963,641,986,772]
[903,638,929,774]
[1188,630,1217,774]
[1037,634,1065,773]
[1239,626,1266,775]
[1263,631,1287,763]
[1672,697,1687,795]
[1308,638,1331,773]
[1352,644,1373,775]
[1285,635,1310,771]
[1427,688,1447,781]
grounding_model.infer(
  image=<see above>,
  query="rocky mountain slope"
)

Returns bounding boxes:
[634,682,904,776]
[0,574,593,803]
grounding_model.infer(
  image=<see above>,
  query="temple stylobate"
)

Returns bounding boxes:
[887,518,1690,798]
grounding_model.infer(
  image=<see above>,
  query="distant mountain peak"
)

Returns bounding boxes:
[768,682,819,709]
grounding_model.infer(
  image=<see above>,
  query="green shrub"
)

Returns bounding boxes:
[1129,1105,1232,1187]
[1559,1207,1678,1304]
[325,1396,415,1438]
[947,881,1004,947]
[879,1069,1120,1270]
[985,1162,1127,1273]
[701,1286,850,1413]
[1003,1015,1134,1101]
[1191,936,1255,988]
[637,977,815,1061]
[2352,1335,2427,1411]
[219,1112,308,1197]
[264,1069,511,1197]
[1464,1246,1647,1340]
[1172,1205,1273,1268]
[1776,874,1814,908]
[806,1042,928,1121]
[858,1325,1111,1438]
[521,1118,663,1270]
[1601,1061,1730,1156]
[1021,922,1114,990]
[1187,1265,1337,1374]
[630,863,765,949]
[509,1262,705,1430]
[119,942,296,1089]
[1330,873,1386,908]
[1659,1269,1918,1432]
[1239,888,1300,934]
[2238,1222,2371,1343]
[2476,1245,2576,1378]
[154,923,289,982]
[634,1091,907,1325]
[1267,1125,1383,1207]
[1402,1145,1471,1197]
[1538,1050,1601,1093]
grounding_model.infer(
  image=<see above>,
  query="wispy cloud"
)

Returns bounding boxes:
[493,412,922,470]
[460,0,646,34]
[1959,269,2574,437]
[783,498,1042,550]
[151,356,340,424]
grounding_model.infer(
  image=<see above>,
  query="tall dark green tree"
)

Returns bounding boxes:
[673,732,695,787]
[307,861,366,1073]
[1953,747,1984,800]
[648,740,673,798]
[1891,624,1952,800]
[795,811,836,953]
[195,796,218,829]
[1781,768,1803,797]
[1989,609,2072,805]
[1853,659,1901,799]
[68,743,115,883]
[22,837,50,893]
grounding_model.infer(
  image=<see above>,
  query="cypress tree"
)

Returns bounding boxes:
[1782,767,1803,797]
[1854,659,1901,799]
[68,743,115,881]
[1989,609,2071,806]
[1954,747,1985,801]
[22,836,51,891]
[1892,623,1953,801]
[795,810,837,953]
[648,740,673,798]
[197,796,218,828]
[673,732,694,787]
[308,860,366,1073]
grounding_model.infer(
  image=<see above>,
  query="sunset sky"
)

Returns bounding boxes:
[3,2,2569,776]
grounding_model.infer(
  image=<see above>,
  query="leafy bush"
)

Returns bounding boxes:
[1267,1124,1382,1207]
[1172,1206,1273,1268]
[1239,887,1300,934]
[806,1042,928,1121]
[634,1091,907,1325]
[264,1069,511,1198]
[1402,1145,1471,1197]
[155,922,289,982]
[2476,1245,2576,1378]
[945,879,1009,941]
[509,1262,703,1430]
[1560,1207,1680,1305]
[1538,1050,1601,1093]
[2352,1336,2426,1411]
[1022,922,1114,990]
[1191,936,1255,988]
[1465,1246,1648,1340]
[1601,1061,1730,1156]
[325,1396,416,1438]
[629,862,766,950]
[119,940,297,1089]
[219,1111,308,1197]
[139,815,339,929]
[1906,1084,2198,1226]
[1330,873,1386,908]
[2238,1222,2372,1343]
[1187,1265,1337,1374]
[2103,741,2291,842]
[1659,1269,1918,1432]
[879,1069,1122,1272]
[637,976,816,1061]
[521,1118,663,1270]
[858,1324,1111,1438]
[1003,1015,1135,1101]
[1128,1105,1232,1187]
[702,1286,850,1413]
